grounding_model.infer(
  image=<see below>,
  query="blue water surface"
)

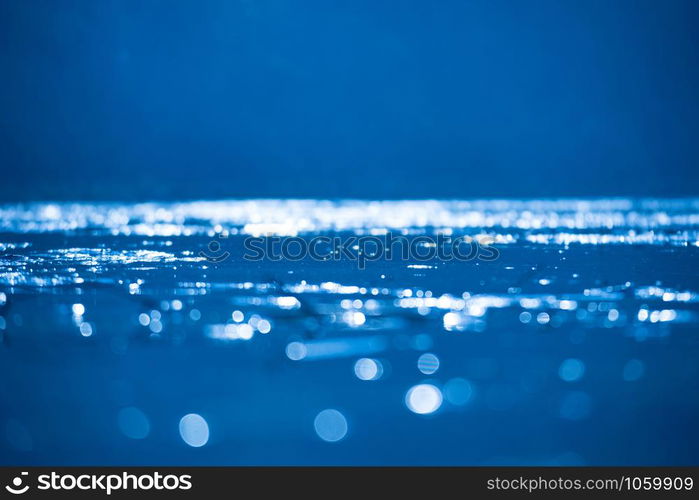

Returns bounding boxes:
[0,199,698,465]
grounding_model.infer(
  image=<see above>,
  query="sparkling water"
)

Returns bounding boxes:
[1,199,698,464]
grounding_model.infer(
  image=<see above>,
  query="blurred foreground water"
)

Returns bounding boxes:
[1,199,698,465]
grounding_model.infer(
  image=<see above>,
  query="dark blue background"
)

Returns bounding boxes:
[1,0,698,200]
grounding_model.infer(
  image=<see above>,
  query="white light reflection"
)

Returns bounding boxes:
[343,311,366,327]
[314,409,348,442]
[405,384,443,415]
[138,313,150,326]
[205,323,254,341]
[354,358,383,381]
[276,296,301,309]
[285,336,386,361]
[443,312,460,330]
[179,413,209,447]
[257,319,272,334]
[79,322,93,337]
[286,341,307,361]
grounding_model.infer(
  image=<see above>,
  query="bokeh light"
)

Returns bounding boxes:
[314,409,348,442]
[354,358,383,381]
[417,353,440,375]
[179,413,210,447]
[405,384,443,415]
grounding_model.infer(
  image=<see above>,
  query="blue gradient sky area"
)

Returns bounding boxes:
[1,0,698,200]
